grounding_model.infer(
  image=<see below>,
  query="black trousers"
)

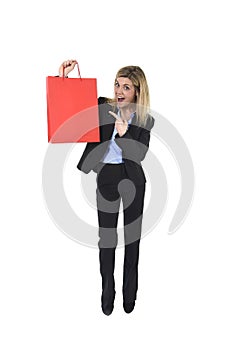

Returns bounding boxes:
[96,163,146,303]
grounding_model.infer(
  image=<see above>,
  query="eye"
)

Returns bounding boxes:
[114,82,119,87]
[124,85,130,90]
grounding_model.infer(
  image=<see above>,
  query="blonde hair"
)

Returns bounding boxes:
[109,66,151,127]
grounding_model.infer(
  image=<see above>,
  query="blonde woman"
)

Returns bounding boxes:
[59,61,155,315]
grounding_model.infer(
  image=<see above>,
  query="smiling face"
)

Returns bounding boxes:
[114,77,137,109]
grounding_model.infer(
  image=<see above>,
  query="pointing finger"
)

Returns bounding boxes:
[109,111,122,121]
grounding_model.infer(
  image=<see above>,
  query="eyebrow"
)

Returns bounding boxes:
[115,80,132,87]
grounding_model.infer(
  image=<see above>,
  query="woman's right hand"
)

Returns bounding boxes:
[59,60,77,77]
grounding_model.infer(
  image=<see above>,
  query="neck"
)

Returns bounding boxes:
[120,105,136,121]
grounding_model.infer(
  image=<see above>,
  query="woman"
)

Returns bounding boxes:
[59,60,155,315]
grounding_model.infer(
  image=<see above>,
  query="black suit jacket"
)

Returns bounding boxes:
[77,97,155,185]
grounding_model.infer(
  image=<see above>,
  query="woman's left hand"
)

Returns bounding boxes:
[109,111,128,137]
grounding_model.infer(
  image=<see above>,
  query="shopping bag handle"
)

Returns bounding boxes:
[62,61,81,79]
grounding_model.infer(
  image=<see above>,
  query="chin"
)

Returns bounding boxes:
[117,101,129,108]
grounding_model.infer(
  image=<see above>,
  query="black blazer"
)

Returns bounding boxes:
[77,97,155,185]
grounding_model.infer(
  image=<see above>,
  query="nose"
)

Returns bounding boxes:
[115,86,123,95]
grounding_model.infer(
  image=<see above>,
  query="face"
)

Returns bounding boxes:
[114,77,137,108]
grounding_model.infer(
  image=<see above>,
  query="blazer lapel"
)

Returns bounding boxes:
[99,104,115,141]
[128,113,141,139]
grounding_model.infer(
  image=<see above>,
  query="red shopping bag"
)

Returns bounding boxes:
[46,62,100,143]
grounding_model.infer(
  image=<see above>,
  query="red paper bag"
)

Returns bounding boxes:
[46,63,100,143]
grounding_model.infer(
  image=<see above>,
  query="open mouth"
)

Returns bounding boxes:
[117,97,125,102]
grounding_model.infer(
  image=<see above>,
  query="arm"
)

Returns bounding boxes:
[77,99,112,173]
[114,116,155,163]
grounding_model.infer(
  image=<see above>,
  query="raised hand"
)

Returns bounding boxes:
[109,111,128,137]
[59,60,78,77]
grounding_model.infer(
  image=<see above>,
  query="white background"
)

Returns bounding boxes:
[1,0,237,349]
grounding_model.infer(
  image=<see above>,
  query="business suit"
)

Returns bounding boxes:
[77,97,155,305]
[77,97,155,182]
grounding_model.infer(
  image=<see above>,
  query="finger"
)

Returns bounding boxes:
[109,111,122,121]
[116,119,127,125]
[65,60,72,67]
[69,59,76,65]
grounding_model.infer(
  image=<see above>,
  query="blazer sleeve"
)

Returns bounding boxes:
[114,116,155,163]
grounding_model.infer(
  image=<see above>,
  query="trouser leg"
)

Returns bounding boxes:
[96,183,121,301]
[121,183,146,302]
[99,247,116,302]
[123,240,141,302]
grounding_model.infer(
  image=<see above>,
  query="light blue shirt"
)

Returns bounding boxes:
[101,111,135,164]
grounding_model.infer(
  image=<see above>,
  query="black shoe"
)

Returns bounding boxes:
[101,291,115,316]
[123,301,135,313]
[102,300,114,316]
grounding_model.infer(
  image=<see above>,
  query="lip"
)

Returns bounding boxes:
[117,97,125,102]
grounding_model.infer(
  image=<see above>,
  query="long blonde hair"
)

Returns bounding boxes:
[109,66,151,127]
